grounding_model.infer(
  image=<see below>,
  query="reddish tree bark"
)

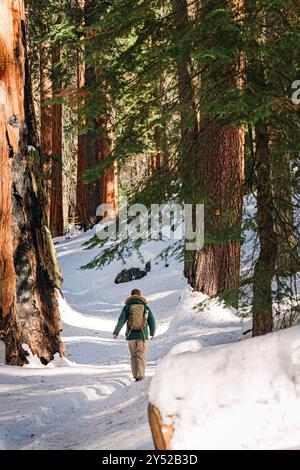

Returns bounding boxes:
[76,0,118,226]
[76,5,87,225]
[186,0,245,305]
[39,42,52,221]
[39,43,64,236]
[0,0,64,365]
[98,115,118,213]
[49,46,64,237]
[187,119,244,303]
[76,1,101,227]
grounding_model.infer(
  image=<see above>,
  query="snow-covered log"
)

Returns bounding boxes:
[148,403,173,450]
[149,325,300,450]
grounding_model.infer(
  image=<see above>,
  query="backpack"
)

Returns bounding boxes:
[127,303,147,332]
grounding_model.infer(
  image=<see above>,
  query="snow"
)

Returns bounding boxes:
[149,324,300,450]
[0,228,298,450]
[0,230,247,450]
[22,344,75,369]
[165,286,243,346]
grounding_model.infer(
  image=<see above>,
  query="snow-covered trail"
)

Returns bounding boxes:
[0,231,244,450]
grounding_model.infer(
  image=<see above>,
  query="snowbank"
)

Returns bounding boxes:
[167,286,242,333]
[149,324,300,450]
[58,296,117,333]
[163,286,243,349]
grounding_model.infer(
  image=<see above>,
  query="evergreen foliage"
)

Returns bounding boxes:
[27,0,300,332]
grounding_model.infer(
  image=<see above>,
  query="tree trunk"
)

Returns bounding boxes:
[186,1,245,305]
[0,0,64,365]
[39,42,52,221]
[252,126,277,336]
[272,153,300,276]
[171,0,199,276]
[172,0,199,196]
[76,0,118,227]
[76,3,87,225]
[98,115,118,214]
[40,42,64,237]
[153,76,169,172]
[151,10,169,175]
[78,111,101,227]
[50,46,64,237]
[153,125,169,171]
[246,0,277,335]
[187,118,244,305]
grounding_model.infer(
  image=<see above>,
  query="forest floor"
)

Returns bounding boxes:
[0,231,248,450]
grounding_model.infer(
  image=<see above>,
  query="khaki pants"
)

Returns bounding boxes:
[128,340,148,380]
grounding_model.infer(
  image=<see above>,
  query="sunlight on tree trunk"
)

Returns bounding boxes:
[0,0,64,365]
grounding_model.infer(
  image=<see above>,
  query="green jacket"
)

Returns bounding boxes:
[113,295,156,341]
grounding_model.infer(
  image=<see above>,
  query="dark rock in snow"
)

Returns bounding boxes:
[114,267,148,284]
[145,261,151,272]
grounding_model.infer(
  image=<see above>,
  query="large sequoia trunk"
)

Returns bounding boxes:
[186,1,245,305]
[187,118,244,304]
[0,0,64,365]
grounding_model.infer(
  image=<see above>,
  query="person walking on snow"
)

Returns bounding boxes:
[113,289,156,382]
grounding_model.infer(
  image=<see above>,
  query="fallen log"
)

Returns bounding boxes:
[148,403,174,450]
